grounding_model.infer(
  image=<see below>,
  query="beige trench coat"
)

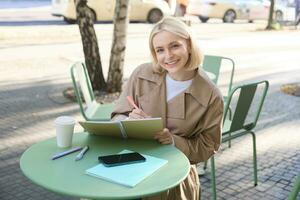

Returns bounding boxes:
[112,63,224,200]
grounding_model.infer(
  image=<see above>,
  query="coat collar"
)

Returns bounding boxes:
[186,69,214,108]
[137,63,164,86]
[137,64,213,108]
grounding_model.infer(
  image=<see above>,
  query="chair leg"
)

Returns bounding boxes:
[204,160,208,170]
[288,173,300,200]
[210,156,217,200]
[227,107,232,148]
[250,131,258,186]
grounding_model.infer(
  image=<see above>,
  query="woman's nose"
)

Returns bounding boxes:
[165,49,173,58]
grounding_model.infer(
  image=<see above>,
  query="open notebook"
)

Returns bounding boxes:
[79,117,163,140]
[85,150,168,187]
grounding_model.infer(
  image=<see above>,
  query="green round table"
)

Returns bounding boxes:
[20,132,190,199]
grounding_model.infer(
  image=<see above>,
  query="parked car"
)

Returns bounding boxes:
[186,0,287,23]
[51,0,172,24]
[276,0,297,22]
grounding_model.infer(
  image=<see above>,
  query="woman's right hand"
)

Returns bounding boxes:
[128,108,150,119]
[154,128,174,145]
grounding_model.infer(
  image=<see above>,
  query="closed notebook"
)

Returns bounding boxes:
[85,150,168,187]
[79,117,163,140]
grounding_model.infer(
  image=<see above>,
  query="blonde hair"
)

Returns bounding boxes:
[149,17,203,73]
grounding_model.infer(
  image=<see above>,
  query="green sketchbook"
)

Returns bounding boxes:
[79,118,163,140]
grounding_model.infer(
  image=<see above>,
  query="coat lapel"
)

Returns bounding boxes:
[186,71,212,108]
[167,92,185,119]
[137,71,167,128]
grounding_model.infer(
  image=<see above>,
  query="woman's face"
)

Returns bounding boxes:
[152,30,190,80]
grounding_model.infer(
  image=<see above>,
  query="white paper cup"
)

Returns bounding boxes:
[54,116,76,148]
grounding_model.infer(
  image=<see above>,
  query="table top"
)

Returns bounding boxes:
[20,132,190,200]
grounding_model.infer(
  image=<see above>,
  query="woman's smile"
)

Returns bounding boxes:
[164,59,180,67]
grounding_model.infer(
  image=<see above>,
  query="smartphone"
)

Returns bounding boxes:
[98,152,146,167]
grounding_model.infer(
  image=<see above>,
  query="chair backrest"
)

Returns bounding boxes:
[223,80,269,133]
[70,62,95,118]
[202,55,235,95]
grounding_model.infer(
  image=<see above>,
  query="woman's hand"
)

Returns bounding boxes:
[154,128,174,145]
[128,108,149,119]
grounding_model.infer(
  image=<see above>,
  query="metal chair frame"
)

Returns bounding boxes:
[70,61,114,121]
[203,55,235,146]
[209,80,269,200]
[288,172,300,200]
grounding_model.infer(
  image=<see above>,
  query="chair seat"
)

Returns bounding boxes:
[85,101,115,121]
[222,119,254,143]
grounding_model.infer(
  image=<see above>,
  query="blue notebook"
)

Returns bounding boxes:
[85,150,168,187]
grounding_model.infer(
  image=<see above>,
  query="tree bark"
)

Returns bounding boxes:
[106,0,129,93]
[76,0,107,92]
[266,0,275,30]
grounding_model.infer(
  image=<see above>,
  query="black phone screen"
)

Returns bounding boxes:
[98,152,146,167]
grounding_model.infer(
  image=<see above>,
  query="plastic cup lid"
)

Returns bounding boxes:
[54,116,76,125]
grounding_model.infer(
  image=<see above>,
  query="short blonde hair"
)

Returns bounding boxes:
[149,17,203,73]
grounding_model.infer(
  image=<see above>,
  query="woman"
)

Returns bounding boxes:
[112,17,223,200]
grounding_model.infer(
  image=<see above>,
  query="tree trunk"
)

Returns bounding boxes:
[75,0,107,92]
[266,0,275,30]
[106,0,129,93]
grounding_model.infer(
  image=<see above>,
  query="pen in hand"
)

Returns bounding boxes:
[75,145,89,161]
[126,96,139,110]
[126,96,148,117]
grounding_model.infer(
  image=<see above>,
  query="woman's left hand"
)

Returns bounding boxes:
[154,128,174,145]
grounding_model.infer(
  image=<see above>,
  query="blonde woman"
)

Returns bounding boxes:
[112,17,223,200]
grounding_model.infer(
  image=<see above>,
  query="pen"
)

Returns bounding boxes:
[126,96,148,117]
[75,145,89,161]
[51,146,83,160]
[126,96,139,110]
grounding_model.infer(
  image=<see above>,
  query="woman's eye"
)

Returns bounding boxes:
[156,49,163,53]
[171,44,180,49]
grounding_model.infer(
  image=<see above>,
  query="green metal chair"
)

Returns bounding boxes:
[288,172,300,200]
[202,55,235,99]
[70,61,114,121]
[203,55,235,146]
[200,55,236,177]
[209,80,269,200]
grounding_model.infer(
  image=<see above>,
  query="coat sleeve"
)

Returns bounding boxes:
[172,94,224,164]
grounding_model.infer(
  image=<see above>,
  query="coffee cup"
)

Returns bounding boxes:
[54,116,76,148]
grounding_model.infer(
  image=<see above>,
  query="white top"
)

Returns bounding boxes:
[166,74,193,102]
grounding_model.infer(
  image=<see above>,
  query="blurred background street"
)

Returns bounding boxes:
[0,1,300,200]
